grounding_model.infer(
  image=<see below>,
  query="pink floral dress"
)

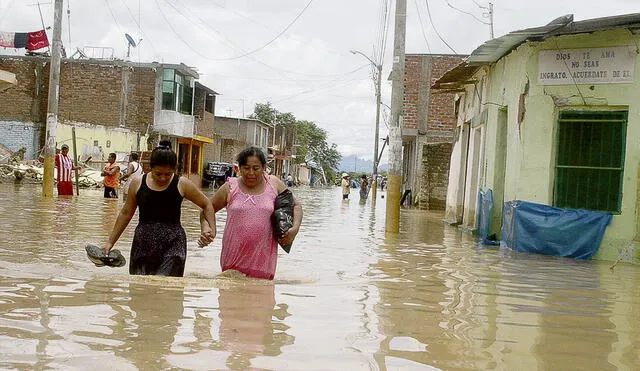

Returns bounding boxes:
[221,174,278,279]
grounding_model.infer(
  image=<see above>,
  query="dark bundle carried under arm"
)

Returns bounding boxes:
[271,189,294,253]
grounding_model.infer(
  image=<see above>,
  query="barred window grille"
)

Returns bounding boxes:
[554,111,627,213]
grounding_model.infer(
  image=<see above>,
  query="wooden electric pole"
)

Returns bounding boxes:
[42,0,63,197]
[385,0,406,233]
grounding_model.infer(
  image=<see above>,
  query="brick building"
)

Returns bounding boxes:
[402,54,466,210]
[0,55,218,184]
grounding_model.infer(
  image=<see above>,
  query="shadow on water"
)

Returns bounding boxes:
[1,184,640,369]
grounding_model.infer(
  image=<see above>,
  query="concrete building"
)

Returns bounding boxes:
[213,116,273,165]
[433,13,640,262]
[402,54,466,210]
[0,55,217,184]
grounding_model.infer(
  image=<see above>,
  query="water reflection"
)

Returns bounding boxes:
[1,184,640,369]
[218,283,294,369]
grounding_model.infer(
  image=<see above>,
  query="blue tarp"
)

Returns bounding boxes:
[500,200,612,259]
[477,189,500,245]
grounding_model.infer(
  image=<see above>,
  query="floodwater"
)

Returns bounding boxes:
[0,183,639,370]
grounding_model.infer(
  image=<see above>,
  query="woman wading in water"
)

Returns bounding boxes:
[103,141,217,276]
[198,146,303,280]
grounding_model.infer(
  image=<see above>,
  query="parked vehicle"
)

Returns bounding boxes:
[202,161,235,188]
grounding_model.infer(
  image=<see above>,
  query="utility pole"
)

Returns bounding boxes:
[349,49,383,202]
[371,62,382,202]
[489,2,494,39]
[385,0,406,233]
[42,0,63,197]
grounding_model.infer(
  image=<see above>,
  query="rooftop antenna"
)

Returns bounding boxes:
[125,33,137,58]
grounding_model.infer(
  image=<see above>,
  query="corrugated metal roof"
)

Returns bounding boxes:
[433,12,640,89]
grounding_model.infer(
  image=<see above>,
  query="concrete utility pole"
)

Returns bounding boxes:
[42,0,63,197]
[489,2,494,39]
[385,0,406,233]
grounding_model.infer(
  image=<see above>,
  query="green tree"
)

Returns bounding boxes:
[250,102,342,183]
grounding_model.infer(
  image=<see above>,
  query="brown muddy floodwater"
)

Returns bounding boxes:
[0,183,639,370]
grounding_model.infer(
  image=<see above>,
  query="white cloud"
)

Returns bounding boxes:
[1,0,638,161]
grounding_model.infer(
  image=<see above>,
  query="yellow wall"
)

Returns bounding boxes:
[57,122,147,162]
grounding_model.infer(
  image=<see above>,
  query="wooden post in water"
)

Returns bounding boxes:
[72,127,80,196]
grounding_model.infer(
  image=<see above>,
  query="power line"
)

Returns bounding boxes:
[118,0,158,54]
[103,0,125,36]
[208,0,345,57]
[424,0,457,54]
[469,0,489,10]
[442,0,490,25]
[213,0,314,61]
[156,0,367,79]
[414,0,431,53]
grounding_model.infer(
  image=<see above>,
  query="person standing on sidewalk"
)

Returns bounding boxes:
[55,144,81,196]
[102,153,120,198]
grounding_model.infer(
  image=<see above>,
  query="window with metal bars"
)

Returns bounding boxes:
[554,110,627,213]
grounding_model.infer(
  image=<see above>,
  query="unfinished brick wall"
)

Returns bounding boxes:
[420,142,453,210]
[427,55,465,139]
[221,139,244,164]
[403,54,465,210]
[0,56,157,158]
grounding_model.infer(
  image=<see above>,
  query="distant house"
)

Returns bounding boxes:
[433,13,640,262]
[213,115,273,166]
[0,55,218,185]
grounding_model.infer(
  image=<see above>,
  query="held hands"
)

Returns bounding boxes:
[198,224,217,247]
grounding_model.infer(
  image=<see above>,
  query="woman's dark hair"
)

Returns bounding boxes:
[237,146,267,166]
[150,140,177,168]
[130,152,139,161]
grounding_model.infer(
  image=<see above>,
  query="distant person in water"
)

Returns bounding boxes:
[198,146,303,280]
[103,140,217,277]
[120,152,143,199]
[341,173,350,200]
[359,174,368,202]
[102,152,120,198]
[55,144,81,196]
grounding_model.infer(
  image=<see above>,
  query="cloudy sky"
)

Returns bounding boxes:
[1,0,638,161]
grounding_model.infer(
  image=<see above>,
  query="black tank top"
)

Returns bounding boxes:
[137,173,183,225]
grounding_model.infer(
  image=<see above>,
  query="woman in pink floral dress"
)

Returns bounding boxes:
[199,146,303,280]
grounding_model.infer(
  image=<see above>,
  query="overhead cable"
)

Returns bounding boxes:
[425,0,458,54]
[443,0,490,25]
[414,0,432,53]
[213,0,314,61]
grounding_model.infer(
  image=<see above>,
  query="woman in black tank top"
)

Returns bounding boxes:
[101,141,217,277]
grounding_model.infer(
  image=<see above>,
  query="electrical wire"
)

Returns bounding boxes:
[443,0,490,25]
[118,0,158,54]
[425,0,458,54]
[157,0,367,79]
[208,0,345,57]
[414,0,432,53]
[469,0,489,10]
[103,0,125,36]
[213,0,314,61]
